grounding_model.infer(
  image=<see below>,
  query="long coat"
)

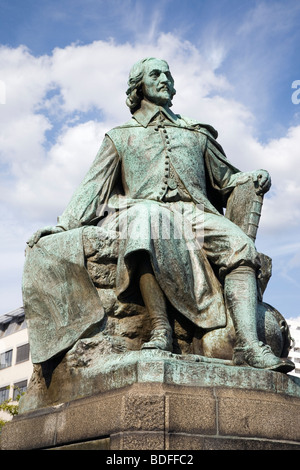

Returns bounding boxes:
[23,103,244,363]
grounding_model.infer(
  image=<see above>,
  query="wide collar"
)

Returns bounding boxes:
[133,99,180,127]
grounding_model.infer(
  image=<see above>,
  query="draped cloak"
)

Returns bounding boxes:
[23,102,248,363]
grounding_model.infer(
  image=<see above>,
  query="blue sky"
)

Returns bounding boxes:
[0,0,300,321]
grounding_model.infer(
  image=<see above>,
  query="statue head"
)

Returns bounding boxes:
[126,58,176,114]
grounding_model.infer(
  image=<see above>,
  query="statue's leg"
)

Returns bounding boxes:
[224,266,294,372]
[196,212,294,372]
[138,252,173,352]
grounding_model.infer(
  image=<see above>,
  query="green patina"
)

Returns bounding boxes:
[23,58,295,379]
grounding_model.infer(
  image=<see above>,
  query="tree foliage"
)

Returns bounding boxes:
[0,387,23,432]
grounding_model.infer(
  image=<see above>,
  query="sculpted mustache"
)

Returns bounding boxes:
[158,85,171,91]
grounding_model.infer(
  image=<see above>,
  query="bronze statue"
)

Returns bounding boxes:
[24,58,294,374]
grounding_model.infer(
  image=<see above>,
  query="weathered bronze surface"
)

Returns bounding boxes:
[23,58,295,398]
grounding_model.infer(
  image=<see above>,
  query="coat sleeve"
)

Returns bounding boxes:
[57,135,121,231]
[203,131,254,208]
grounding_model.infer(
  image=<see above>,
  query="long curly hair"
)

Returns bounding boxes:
[126,58,176,114]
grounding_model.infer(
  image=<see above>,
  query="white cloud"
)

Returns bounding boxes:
[0,79,5,104]
[10,120,111,221]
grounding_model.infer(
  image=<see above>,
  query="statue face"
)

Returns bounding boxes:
[142,59,174,107]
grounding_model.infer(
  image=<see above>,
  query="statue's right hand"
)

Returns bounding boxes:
[26,226,64,247]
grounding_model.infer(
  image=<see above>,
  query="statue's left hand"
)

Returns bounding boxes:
[252,169,271,195]
[26,226,64,248]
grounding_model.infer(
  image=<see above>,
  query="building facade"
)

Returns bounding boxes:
[0,307,33,423]
[287,317,300,378]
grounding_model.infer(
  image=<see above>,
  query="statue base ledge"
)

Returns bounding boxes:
[1,356,300,450]
[14,349,300,417]
[18,349,300,415]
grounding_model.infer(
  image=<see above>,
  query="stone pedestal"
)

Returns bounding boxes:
[1,351,300,450]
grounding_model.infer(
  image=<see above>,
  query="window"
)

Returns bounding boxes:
[0,349,12,369]
[16,343,30,364]
[13,380,27,400]
[0,386,9,404]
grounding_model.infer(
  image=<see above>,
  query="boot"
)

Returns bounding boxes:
[142,327,173,351]
[138,266,173,352]
[224,266,294,373]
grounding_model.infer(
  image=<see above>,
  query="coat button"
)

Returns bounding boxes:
[168,178,177,190]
